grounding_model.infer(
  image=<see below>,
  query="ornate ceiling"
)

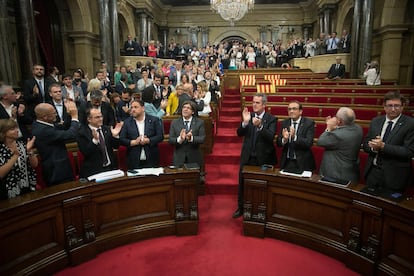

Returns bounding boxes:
[159,1,304,6]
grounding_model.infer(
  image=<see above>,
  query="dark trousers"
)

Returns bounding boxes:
[238,156,259,209]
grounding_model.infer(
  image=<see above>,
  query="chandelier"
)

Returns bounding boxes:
[210,0,254,26]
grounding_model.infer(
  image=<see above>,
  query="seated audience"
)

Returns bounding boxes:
[276,101,315,172]
[326,56,345,79]
[168,100,205,167]
[317,107,362,183]
[32,102,79,186]
[136,69,153,93]
[0,119,37,200]
[120,100,164,169]
[363,91,414,194]
[77,108,122,178]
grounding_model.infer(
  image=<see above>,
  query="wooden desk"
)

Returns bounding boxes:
[0,169,199,275]
[242,166,414,275]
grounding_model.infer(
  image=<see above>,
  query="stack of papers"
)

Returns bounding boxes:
[87,169,125,182]
[127,167,164,176]
[280,170,312,178]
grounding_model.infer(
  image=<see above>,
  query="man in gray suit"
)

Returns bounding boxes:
[168,100,205,167]
[363,91,414,194]
[317,107,363,183]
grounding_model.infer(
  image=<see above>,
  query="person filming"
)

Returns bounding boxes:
[363,61,381,85]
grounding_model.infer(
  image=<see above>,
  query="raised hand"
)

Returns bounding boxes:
[111,122,124,137]
[242,107,251,124]
[26,136,36,152]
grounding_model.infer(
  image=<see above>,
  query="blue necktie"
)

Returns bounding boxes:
[382,121,393,142]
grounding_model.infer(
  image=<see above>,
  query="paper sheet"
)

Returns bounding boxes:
[279,170,312,178]
[127,167,164,177]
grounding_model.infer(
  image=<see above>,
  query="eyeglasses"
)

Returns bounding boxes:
[384,104,402,109]
[288,107,299,111]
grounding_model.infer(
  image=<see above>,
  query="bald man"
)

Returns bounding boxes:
[32,102,80,186]
[317,107,363,183]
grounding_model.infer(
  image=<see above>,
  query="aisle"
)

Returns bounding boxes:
[205,90,242,194]
[56,194,357,276]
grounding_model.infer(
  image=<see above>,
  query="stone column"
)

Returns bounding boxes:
[302,24,313,42]
[258,26,267,42]
[98,0,112,68]
[350,0,362,78]
[0,0,14,84]
[160,27,169,57]
[378,28,406,82]
[188,26,199,47]
[147,17,152,42]
[200,27,209,48]
[323,8,331,35]
[269,26,279,43]
[139,12,147,43]
[68,31,98,79]
[318,11,324,34]
[17,0,40,79]
[358,0,374,75]
[110,0,119,70]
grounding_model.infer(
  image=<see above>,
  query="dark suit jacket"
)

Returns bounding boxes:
[168,116,205,167]
[23,78,52,117]
[48,101,72,130]
[77,125,119,178]
[276,117,315,171]
[0,103,32,139]
[237,112,277,166]
[124,40,139,55]
[119,114,164,169]
[32,119,79,186]
[363,114,414,191]
[327,64,346,79]
[317,123,363,183]
[79,101,115,127]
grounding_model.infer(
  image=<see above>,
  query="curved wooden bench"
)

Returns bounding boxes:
[242,166,414,275]
[0,170,199,275]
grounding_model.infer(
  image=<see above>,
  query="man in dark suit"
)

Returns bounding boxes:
[276,101,315,172]
[169,100,205,167]
[23,64,52,118]
[317,107,363,183]
[48,83,72,130]
[0,84,32,140]
[77,108,122,178]
[234,93,277,218]
[363,91,414,194]
[120,100,164,169]
[326,56,346,79]
[32,102,79,186]
[79,90,115,127]
[124,35,138,56]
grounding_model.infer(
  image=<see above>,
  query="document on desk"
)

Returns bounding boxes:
[87,169,125,182]
[280,170,312,178]
[127,167,164,177]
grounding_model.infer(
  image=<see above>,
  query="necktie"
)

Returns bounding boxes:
[288,122,297,159]
[382,121,393,142]
[336,64,340,70]
[98,128,110,166]
[184,120,190,132]
[38,80,45,99]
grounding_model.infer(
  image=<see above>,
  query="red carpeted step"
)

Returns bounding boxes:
[222,100,240,107]
[205,164,239,194]
[220,108,240,117]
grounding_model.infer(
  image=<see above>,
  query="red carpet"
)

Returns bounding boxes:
[56,195,357,276]
[56,89,357,276]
